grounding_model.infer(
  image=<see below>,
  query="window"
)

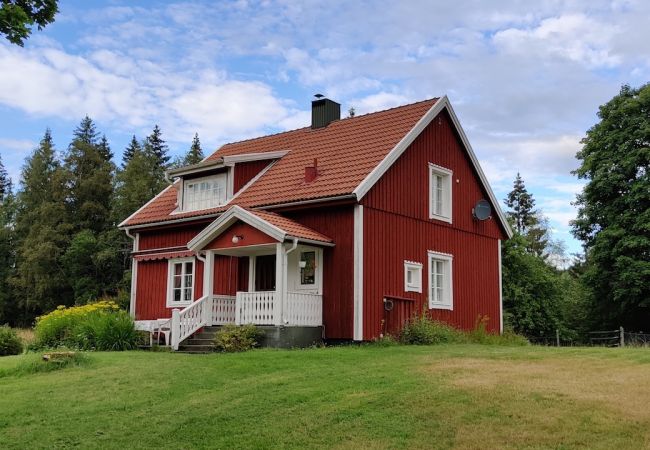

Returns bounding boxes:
[428,251,453,310]
[183,173,227,211]
[167,258,194,307]
[429,163,452,222]
[300,251,316,285]
[404,261,422,293]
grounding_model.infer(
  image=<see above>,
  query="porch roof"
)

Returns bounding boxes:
[187,205,334,252]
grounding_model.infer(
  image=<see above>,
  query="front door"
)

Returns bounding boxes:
[254,255,276,291]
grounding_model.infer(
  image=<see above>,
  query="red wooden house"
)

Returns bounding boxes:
[119,96,512,350]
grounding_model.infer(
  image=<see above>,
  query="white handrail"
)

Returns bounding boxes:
[171,295,212,350]
[236,291,276,325]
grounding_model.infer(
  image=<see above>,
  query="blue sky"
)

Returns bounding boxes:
[1,0,649,257]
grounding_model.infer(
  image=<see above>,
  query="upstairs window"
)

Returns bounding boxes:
[183,173,227,211]
[429,163,453,223]
[428,251,453,310]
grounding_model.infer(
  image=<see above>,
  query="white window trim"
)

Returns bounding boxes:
[166,257,195,308]
[404,260,422,293]
[428,250,453,310]
[428,163,453,224]
[181,172,228,212]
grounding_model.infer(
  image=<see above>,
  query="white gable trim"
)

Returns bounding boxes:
[118,181,177,229]
[222,150,289,165]
[353,96,513,238]
[188,205,286,251]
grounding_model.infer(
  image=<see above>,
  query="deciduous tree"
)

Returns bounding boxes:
[572,84,650,329]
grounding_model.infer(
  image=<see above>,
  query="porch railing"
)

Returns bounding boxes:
[285,292,322,326]
[169,291,322,349]
[236,291,276,325]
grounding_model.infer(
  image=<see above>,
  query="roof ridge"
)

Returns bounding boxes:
[208,97,439,159]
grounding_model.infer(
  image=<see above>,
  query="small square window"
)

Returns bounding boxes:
[404,261,422,293]
[429,164,453,223]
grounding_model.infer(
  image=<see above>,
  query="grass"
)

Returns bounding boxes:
[0,345,649,449]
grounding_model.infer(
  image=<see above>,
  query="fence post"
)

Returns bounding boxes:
[556,329,560,347]
[620,326,625,347]
[171,309,180,351]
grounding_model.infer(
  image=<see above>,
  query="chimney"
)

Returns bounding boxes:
[305,158,319,183]
[311,94,340,129]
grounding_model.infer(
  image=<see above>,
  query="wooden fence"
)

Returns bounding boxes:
[529,327,650,347]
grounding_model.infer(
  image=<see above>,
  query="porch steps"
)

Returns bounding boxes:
[176,326,221,353]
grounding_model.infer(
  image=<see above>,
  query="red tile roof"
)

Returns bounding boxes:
[248,209,332,243]
[122,98,438,227]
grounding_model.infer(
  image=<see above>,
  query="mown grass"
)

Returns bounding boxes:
[0,345,649,449]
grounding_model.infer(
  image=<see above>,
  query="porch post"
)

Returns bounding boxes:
[203,250,214,299]
[274,243,285,326]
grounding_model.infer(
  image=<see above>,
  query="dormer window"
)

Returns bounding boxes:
[183,173,227,211]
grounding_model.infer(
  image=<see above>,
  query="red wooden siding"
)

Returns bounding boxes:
[362,110,506,240]
[362,207,500,339]
[213,255,239,295]
[205,220,278,250]
[233,160,272,193]
[360,112,503,339]
[135,258,204,320]
[138,223,207,250]
[284,206,355,339]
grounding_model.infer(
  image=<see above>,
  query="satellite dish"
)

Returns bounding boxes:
[473,199,492,221]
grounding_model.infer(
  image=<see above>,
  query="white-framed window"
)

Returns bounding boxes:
[183,173,227,211]
[429,163,453,223]
[166,258,195,307]
[299,251,316,286]
[404,261,422,293]
[428,251,453,310]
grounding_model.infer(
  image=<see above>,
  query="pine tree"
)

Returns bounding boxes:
[64,116,115,233]
[13,130,73,319]
[145,125,170,166]
[182,133,204,166]
[122,135,141,167]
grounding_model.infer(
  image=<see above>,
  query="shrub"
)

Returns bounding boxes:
[0,326,23,356]
[214,324,265,352]
[399,314,463,345]
[34,301,137,351]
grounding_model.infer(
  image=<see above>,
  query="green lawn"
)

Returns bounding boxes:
[1,345,649,449]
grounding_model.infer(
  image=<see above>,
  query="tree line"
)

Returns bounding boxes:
[502,83,649,338]
[0,118,204,326]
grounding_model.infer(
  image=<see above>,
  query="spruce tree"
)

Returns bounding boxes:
[122,135,141,167]
[0,153,10,202]
[98,134,113,161]
[145,125,170,166]
[0,168,16,325]
[13,130,73,318]
[504,173,549,258]
[182,133,205,166]
[64,116,114,233]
